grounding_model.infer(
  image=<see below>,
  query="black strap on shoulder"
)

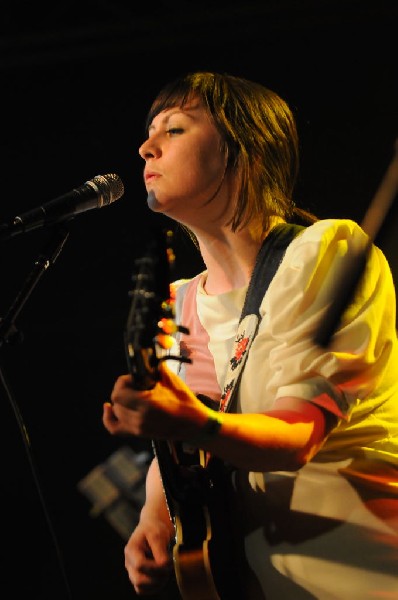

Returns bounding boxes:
[240,222,305,321]
[200,223,305,417]
[214,222,305,417]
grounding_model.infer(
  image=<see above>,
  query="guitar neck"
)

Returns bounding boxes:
[124,231,243,599]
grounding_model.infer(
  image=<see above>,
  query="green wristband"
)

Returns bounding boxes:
[187,407,224,447]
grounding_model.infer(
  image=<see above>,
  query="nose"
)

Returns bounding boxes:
[138,137,160,160]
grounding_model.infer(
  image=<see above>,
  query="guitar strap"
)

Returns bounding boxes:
[219,222,305,414]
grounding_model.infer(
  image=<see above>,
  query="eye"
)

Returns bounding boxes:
[166,127,184,135]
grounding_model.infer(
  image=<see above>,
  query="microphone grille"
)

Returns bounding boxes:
[92,173,125,206]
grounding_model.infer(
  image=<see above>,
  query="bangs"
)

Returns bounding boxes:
[145,80,197,130]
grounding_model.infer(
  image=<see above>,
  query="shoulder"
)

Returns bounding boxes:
[172,272,204,297]
[295,218,368,245]
[264,218,371,304]
[268,218,393,307]
[172,272,206,316]
[283,218,370,264]
[171,277,193,296]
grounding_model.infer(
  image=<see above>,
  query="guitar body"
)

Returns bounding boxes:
[172,459,242,599]
[125,231,242,600]
[174,527,223,599]
[153,435,242,600]
[173,505,222,600]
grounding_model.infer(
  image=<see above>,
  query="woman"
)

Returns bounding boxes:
[103,72,398,599]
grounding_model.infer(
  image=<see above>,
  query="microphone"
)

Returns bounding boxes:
[0,173,125,240]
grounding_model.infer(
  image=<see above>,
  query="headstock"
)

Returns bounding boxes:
[124,229,188,390]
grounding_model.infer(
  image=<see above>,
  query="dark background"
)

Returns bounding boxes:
[0,1,397,598]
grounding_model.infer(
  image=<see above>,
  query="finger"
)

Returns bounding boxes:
[158,361,192,393]
[102,402,122,434]
[110,373,134,400]
[103,402,117,421]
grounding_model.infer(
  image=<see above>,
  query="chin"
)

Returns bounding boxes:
[147,190,162,211]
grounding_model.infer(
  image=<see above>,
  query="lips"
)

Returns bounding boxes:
[144,171,160,183]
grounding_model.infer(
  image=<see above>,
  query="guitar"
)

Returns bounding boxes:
[124,230,243,600]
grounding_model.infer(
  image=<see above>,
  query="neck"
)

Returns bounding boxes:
[195,217,284,295]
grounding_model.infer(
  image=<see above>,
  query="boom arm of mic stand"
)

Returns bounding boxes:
[0,224,70,350]
[315,139,398,347]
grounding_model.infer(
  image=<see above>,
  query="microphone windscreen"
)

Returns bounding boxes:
[91,174,125,207]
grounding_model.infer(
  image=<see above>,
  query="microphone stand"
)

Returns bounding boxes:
[0,223,70,349]
[0,222,73,600]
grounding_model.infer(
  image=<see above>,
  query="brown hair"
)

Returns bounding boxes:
[145,71,317,237]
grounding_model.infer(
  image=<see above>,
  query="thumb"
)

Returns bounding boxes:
[158,360,193,394]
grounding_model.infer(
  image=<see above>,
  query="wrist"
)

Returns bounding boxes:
[186,407,224,447]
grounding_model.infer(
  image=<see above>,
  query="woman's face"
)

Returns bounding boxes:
[138,100,230,228]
